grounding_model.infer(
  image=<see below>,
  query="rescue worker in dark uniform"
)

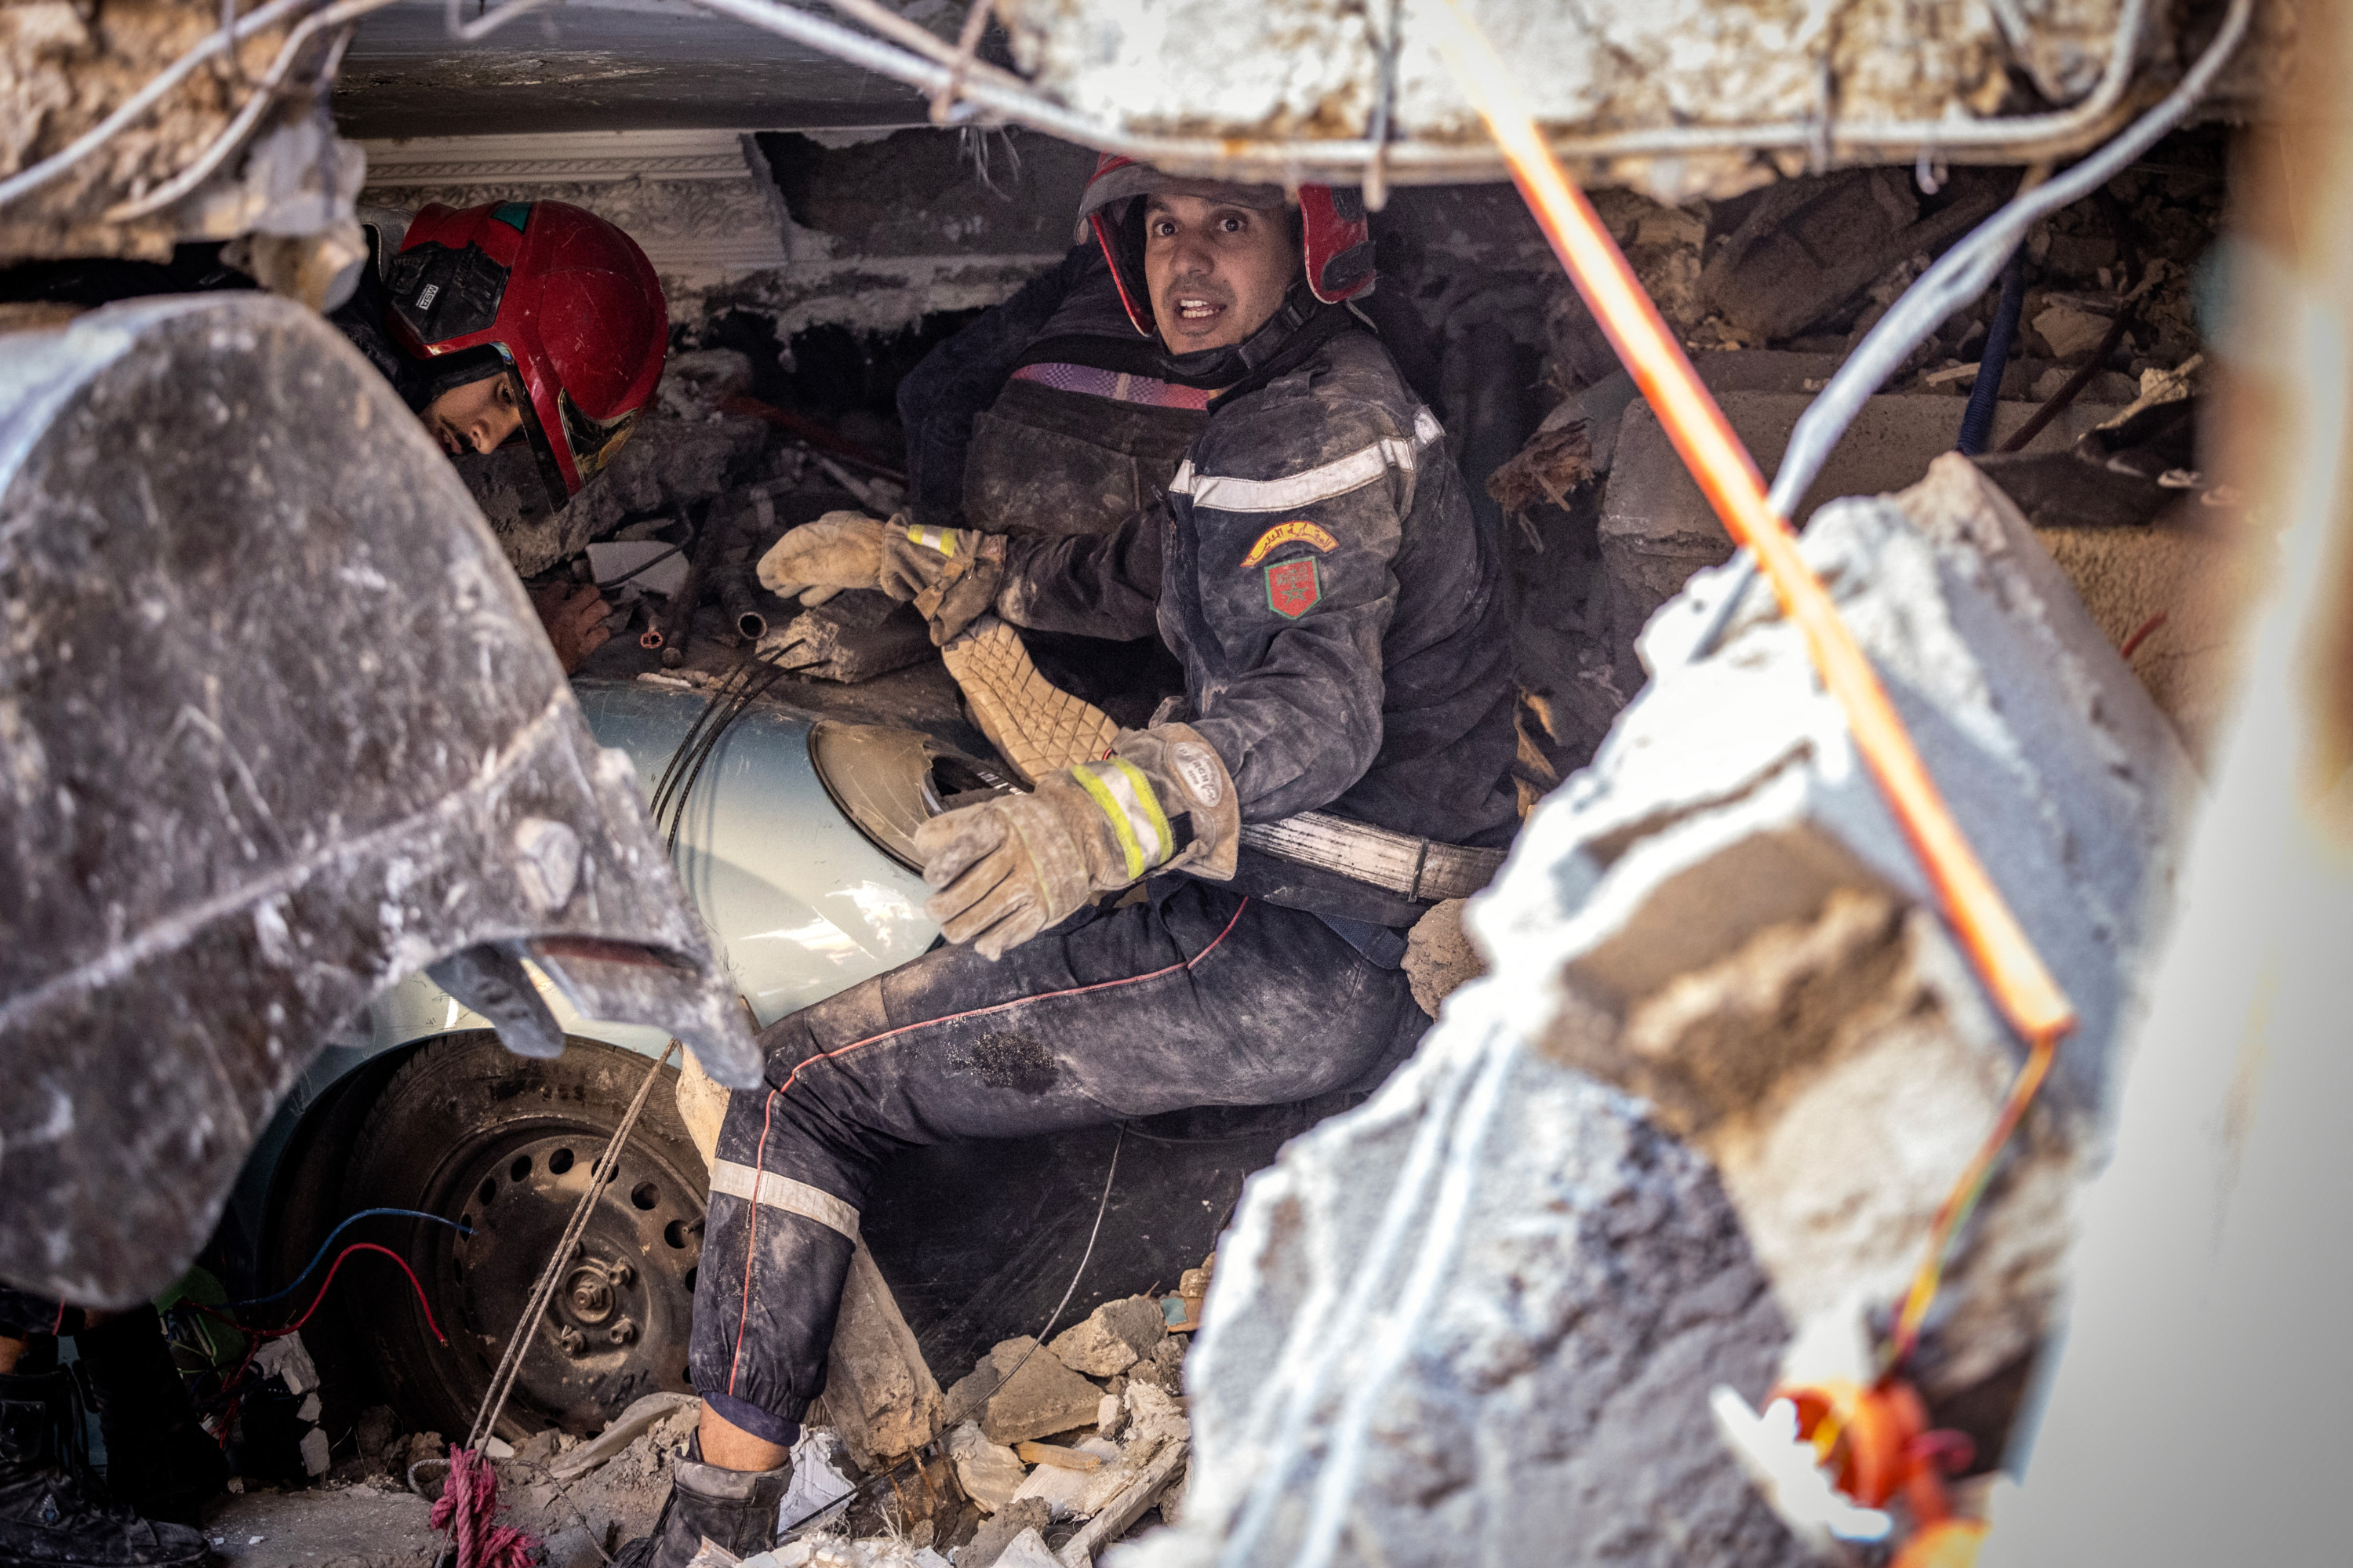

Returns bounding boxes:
[0,199,669,1568]
[620,158,1515,1568]
[886,176,1442,725]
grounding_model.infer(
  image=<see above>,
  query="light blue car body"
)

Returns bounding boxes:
[220,678,941,1253]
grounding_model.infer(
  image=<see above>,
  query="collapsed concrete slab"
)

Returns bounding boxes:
[1122,457,2189,1566]
[1598,387,2124,688]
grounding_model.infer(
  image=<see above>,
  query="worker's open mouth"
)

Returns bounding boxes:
[1172,294,1227,324]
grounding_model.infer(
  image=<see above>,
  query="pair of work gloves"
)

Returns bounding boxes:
[758,511,1242,960]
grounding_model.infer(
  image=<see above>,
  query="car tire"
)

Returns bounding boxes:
[337,1031,707,1440]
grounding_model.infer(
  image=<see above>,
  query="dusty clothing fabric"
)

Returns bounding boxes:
[689,881,1427,1444]
[0,1288,68,1341]
[998,329,1518,925]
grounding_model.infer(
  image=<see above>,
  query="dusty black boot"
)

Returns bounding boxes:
[0,1369,209,1566]
[74,1308,225,1527]
[614,1436,790,1568]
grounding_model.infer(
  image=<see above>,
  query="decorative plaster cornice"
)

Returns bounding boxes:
[358,129,762,188]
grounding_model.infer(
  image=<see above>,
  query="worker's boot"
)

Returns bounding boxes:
[0,1368,209,1566]
[615,1436,790,1568]
[73,1308,225,1527]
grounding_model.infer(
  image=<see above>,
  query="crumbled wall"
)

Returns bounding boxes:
[0,0,307,261]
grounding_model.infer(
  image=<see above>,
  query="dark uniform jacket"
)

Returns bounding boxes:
[998,328,1518,926]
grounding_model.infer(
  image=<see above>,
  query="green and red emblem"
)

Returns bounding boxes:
[1264,557,1321,618]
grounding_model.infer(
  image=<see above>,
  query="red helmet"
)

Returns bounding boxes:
[1075,155,1375,337]
[385,201,667,504]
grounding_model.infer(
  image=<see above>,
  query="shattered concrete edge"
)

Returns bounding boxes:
[1122,457,2191,1565]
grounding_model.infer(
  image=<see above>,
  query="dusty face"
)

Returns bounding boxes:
[423,370,526,458]
[1143,191,1300,353]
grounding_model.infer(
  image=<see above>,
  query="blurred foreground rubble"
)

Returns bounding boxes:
[1125,455,2191,1566]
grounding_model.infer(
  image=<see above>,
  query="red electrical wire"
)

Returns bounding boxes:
[197,1243,448,1344]
[2120,610,2169,660]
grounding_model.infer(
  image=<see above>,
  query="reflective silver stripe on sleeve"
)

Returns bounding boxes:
[709,1159,860,1241]
[1169,406,1447,514]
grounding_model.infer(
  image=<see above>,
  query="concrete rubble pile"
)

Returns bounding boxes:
[1495,147,2239,787]
[457,1297,1199,1568]
[1124,457,2191,1566]
[2,0,370,302]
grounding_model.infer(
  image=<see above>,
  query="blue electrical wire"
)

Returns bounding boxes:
[225,1208,472,1308]
[1955,250,2027,456]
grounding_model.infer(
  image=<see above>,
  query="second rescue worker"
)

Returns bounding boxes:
[620,159,1518,1566]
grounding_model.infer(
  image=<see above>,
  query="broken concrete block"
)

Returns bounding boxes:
[1119,456,2185,1567]
[676,1051,730,1170]
[1701,169,2005,341]
[947,1423,1027,1515]
[253,1333,319,1396]
[984,1528,1060,1568]
[957,1497,1051,1568]
[1046,1297,1166,1377]
[823,1242,947,1472]
[946,1338,1109,1447]
[1120,1382,1187,1452]
[1095,1394,1122,1442]
[1564,455,2190,1402]
[1120,1035,1801,1567]
[758,591,933,684]
[2031,301,2115,360]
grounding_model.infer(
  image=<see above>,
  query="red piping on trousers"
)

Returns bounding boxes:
[726,897,1253,1397]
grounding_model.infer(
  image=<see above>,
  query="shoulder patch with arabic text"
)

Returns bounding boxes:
[1238,520,1339,569]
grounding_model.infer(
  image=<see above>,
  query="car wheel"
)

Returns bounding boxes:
[339,1031,707,1440]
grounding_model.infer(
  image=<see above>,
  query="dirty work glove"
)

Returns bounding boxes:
[912,724,1240,960]
[878,521,1008,645]
[756,510,889,606]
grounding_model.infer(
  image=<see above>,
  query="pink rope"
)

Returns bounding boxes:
[430,1443,538,1568]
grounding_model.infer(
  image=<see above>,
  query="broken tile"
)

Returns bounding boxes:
[1046,1296,1166,1377]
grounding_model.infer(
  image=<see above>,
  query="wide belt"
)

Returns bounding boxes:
[1238,811,1507,904]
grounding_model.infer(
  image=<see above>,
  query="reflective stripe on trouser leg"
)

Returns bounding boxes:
[689,1086,860,1442]
[685,883,1429,1441]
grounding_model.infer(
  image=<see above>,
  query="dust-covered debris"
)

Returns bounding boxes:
[989,0,2191,204]
[1046,1297,1167,1379]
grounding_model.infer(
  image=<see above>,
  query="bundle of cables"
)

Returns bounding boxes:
[165,1208,467,1454]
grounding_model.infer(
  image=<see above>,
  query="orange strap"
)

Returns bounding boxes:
[1431,0,2076,1367]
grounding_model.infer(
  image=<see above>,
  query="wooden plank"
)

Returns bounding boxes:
[1056,1438,1188,1567]
[1016,1440,1103,1472]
